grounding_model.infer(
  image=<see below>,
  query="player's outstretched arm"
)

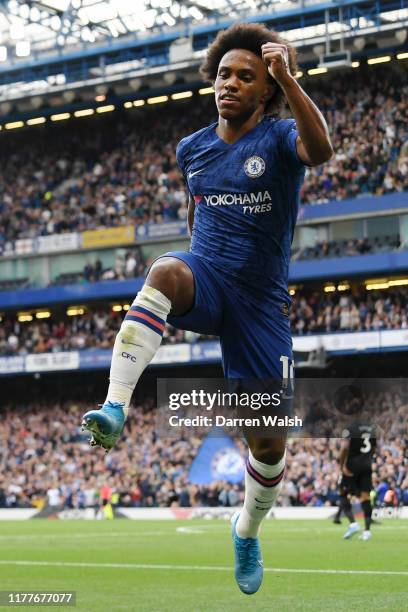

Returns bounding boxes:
[262,42,334,167]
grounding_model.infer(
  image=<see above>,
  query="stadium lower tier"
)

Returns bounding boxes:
[0,390,406,510]
[1,285,407,356]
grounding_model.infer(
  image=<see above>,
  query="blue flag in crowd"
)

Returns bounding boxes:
[188,427,245,485]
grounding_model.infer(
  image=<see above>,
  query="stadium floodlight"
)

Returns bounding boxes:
[50,112,70,121]
[199,87,214,95]
[367,55,391,64]
[308,67,328,75]
[162,12,176,27]
[147,95,168,104]
[81,27,96,43]
[96,105,115,113]
[142,8,156,29]
[324,285,336,292]
[27,117,46,125]
[50,15,61,31]
[189,6,203,20]
[10,23,24,40]
[133,100,145,106]
[0,47,7,62]
[112,305,123,312]
[30,6,40,21]
[15,40,30,57]
[352,61,360,68]
[389,279,408,287]
[5,120,24,129]
[397,52,408,60]
[19,3,30,19]
[366,281,389,290]
[74,108,94,117]
[295,71,303,78]
[171,91,193,100]
[17,313,33,322]
[66,307,85,316]
[123,304,130,311]
[124,101,133,108]
[337,283,350,291]
[35,311,51,319]
[367,278,408,290]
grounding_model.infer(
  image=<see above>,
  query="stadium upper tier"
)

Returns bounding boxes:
[0,63,406,250]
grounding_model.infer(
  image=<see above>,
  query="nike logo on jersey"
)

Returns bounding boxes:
[188,168,204,178]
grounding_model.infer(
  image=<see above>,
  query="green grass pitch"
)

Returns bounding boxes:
[0,519,407,611]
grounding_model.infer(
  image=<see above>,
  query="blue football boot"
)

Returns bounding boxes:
[343,522,360,539]
[231,512,263,595]
[81,401,125,452]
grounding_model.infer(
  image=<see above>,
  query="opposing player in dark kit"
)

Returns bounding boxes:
[82,23,333,594]
[340,422,376,541]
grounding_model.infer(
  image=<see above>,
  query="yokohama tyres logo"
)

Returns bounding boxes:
[203,190,271,206]
[199,190,272,214]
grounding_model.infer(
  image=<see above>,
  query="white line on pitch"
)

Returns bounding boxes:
[0,526,406,541]
[0,560,406,576]
[0,532,167,540]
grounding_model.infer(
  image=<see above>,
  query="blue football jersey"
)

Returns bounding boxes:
[176,116,306,303]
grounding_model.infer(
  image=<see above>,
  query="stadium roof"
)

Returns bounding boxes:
[0,0,406,62]
[0,0,289,57]
[0,0,405,113]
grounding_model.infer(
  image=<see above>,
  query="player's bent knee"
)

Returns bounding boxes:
[146,257,194,315]
[250,437,286,465]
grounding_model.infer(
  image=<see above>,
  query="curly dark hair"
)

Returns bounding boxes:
[200,22,298,117]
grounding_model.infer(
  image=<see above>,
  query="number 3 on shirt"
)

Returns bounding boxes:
[360,432,372,453]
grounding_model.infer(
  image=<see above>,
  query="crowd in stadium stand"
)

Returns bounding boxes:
[0,393,406,510]
[0,64,406,249]
[291,234,401,261]
[289,287,408,335]
[1,287,407,356]
[51,248,146,286]
[300,66,407,204]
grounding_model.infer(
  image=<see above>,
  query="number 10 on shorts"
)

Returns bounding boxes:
[280,355,294,392]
